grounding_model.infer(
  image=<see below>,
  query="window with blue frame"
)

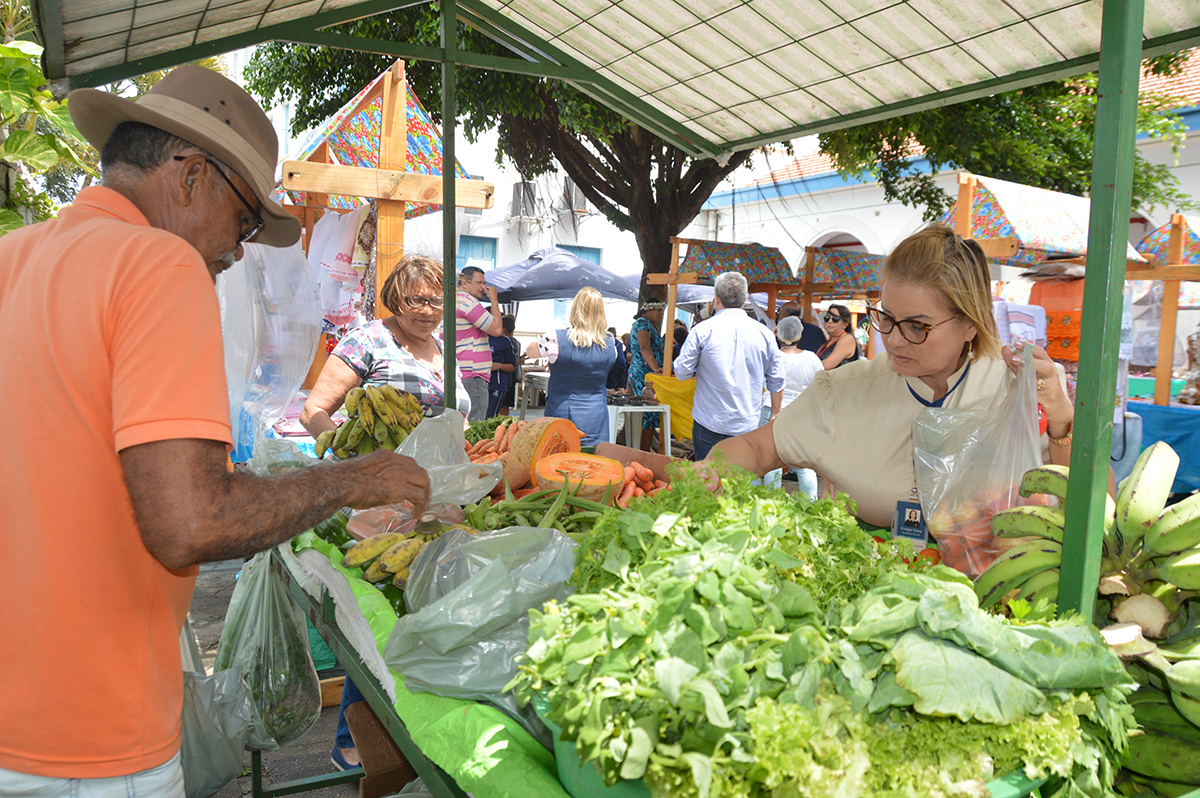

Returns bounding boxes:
[553,245,602,323]
[456,235,497,273]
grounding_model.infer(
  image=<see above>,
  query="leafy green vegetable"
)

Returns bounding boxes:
[465,415,517,445]
[509,463,1137,798]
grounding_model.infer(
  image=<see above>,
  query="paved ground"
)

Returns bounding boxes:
[191,560,361,798]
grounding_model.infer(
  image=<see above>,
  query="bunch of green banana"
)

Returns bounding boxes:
[1121,685,1200,795]
[974,442,1192,629]
[314,383,426,459]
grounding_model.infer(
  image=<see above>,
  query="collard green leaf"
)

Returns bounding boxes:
[655,657,699,706]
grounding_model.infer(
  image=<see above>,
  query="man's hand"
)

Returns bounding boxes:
[484,284,499,305]
[342,451,431,517]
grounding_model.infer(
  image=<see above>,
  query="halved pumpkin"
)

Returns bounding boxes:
[509,416,582,485]
[533,453,625,504]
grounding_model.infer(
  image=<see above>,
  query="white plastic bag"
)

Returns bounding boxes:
[180,668,254,798]
[395,409,502,506]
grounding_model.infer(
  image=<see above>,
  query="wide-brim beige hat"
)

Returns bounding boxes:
[68,65,300,247]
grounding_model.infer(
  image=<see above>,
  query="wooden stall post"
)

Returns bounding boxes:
[376,61,408,319]
[954,173,976,237]
[1153,214,1186,405]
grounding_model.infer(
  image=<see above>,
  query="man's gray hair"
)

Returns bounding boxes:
[714,271,748,309]
[459,265,484,284]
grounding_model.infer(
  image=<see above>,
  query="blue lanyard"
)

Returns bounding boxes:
[907,363,971,408]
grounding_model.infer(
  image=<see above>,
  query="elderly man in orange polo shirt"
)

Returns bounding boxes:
[0,67,430,795]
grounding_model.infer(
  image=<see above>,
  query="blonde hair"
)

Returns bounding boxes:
[883,224,1000,359]
[567,286,609,348]
[380,254,444,315]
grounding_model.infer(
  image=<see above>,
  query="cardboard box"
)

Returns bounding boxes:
[344,701,418,798]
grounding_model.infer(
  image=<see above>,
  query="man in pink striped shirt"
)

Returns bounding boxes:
[456,266,503,420]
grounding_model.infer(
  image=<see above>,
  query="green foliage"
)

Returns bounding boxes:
[243,9,752,285]
[818,56,1196,220]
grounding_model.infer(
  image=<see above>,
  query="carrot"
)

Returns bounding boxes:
[493,422,507,444]
[479,440,496,453]
[631,461,655,484]
[653,479,668,489]
[624,466,637,485]
[648,485,667,496]
[632,486,645,497]
[475,452,500,464]
[503,421,518,452]
[616,479,637,508]
[468,439,488,455]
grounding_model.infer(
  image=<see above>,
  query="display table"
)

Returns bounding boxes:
[518,370,549,420]
[269,540,569,798]
[606,403,671,454]
[1127,400,1200,494]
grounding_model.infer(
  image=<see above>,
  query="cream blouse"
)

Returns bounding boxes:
[772,354,1013,527]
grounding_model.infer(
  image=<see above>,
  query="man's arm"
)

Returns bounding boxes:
[480,285,504,336]
[121,439,430,570]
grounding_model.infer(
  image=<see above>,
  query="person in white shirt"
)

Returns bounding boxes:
[761,315,823,495]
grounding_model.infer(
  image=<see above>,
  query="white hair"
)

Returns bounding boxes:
[714,271,747,309]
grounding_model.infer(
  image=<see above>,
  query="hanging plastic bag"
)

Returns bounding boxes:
[382,526,576,746]
[913,346,1048,578]
[245,437,319,476]
[212,550,322,751]
[180,667,255,798]
[395,409,502,506]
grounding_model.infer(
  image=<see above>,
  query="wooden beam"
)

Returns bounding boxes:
[954,172,976,237]
[281,161,495,209]
[376,60,407,317]
[1154,214,1187,405]
[646,272,700,285]
[972,236,1020,259]
[1124,264,1200,281]
[663,239,681,380]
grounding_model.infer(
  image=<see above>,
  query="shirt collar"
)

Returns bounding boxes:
[903,356,971,404]
[76,186,152,228]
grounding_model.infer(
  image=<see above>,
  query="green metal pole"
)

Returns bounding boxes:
[441,0,459,411]
[1059,0,1145,617]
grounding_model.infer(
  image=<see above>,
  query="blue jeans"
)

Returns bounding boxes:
[335,677,366,750]
[0,751,185,797]
[691,419,731,462]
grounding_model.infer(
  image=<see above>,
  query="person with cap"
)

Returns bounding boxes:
[674,272,785,461]
[0,66,430,793]
[761,315,823,496]
[628,301,666,451]
[816,303,862,369]
[455,265,504,421]
[775,300,826,354]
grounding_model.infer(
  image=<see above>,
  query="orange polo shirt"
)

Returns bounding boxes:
[0,187,233,777]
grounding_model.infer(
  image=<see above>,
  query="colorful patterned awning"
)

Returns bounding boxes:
[277,70,469,218]
[678,240,793,285]
[798,248,882,294]
[938,175,1145,267]
[1134,215,1200,309]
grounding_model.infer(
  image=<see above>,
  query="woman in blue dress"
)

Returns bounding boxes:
[628,302,666,451]
[528,287,618,445]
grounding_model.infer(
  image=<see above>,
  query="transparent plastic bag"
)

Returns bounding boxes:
[212,551,321,751]
[913,346,1047,578]
[180,667,255,798]
[395,409,502,505]
[218,241,322,460]
[346,501,465,541]
[382,526,576,746]
[245,437,318,476]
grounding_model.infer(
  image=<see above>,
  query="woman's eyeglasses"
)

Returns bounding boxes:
[866,305,958,345]
[822,313,843,324]
[403,295,445,310]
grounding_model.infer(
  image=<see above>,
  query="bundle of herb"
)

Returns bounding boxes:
[465,415,517,445]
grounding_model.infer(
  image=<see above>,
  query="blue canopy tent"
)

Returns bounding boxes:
[487,247,641,303]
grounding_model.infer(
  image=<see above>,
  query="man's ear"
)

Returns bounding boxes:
[172,153,206,207]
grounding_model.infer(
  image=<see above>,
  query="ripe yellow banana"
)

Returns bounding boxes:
[379,537,425,573]
[314,429,336,459]
[362,558,392,583]
[391,565,411,588]
[344,386,366,416]
[342,532,409,568]
[357,397,375,433]
[364,385,401,430]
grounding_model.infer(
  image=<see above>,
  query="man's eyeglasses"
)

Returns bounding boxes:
[866,305,959,345]
[403,295,445,310]
[174,155,264,244]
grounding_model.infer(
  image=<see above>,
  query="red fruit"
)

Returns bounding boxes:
[916,548,941,566]
[872,535,888,544]
[1038,404,1048,436]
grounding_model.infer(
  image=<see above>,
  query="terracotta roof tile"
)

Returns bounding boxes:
[748,48,1200,188]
